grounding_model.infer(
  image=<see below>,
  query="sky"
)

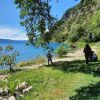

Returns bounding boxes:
[0,0,80,40]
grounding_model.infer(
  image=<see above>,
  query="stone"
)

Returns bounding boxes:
[0,88,3,95]
[8,96,16,100]
[0,87,9,96]
[22,86,33,94]
[16,82,28,91]
[0,96,3,100]
[4,88,9,96]
[14,91,24,99]
[2,99,8,100]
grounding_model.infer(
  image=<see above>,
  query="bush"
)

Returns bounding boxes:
[69,25,85,43]
[55,45,68,57]
[93,33,100,42]
[69,34,79,43]
[0,45,19,72]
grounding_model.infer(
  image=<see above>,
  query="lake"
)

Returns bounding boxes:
[0,39,60,62]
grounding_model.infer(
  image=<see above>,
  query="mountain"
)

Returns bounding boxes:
[52,0,100,43]
[0,38,27,43]
[0,38,14,42]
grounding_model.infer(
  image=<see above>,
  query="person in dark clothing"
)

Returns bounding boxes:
[83,44,93,64]
[91,51,98,62]
[46,51,53,65]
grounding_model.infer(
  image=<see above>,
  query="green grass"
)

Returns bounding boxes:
[0,70,9,75]
[1,60,100,100]
[0,43,100,100]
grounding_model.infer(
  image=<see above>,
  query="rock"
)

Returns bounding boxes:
[0,96,3,100]
[8,96,16,100]
[0,88,3,95]
[16,82,28,91]
[4,88,9,96]
[2,99,8,100]
[0,87,9,96]
[22,86,33,94]
[14,91,24,99]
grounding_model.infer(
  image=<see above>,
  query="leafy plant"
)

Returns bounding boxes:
[0,45,19,72]
[55,44,68,57]
[15,0,56,48]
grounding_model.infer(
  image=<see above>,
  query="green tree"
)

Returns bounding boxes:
[0,45,19,72]
[15,0,96,46]
[15,0,56,48]
[15,0,85,47]
[55,44,68,57]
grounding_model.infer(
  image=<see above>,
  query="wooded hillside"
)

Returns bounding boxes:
[52,0,100,43]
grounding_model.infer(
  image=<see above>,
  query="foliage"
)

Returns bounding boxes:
[52,32,68,43]
[68,24,85,42]
[14,0,100,46]
[15,0,56,48]
[53,0,100,43]
[55,44,68,57]
[0,45,19,72]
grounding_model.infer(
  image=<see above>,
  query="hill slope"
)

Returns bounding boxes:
[52,0,100,43]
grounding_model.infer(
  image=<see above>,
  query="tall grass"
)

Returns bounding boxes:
[17,56,46,67]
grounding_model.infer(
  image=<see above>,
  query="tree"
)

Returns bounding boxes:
[0,45,19,72]
[15,0,93,47]
[15,0,56,48]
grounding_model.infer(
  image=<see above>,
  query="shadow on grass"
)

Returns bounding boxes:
[46,60,100,100]
[47,60,100,76]
[70,81,100,100]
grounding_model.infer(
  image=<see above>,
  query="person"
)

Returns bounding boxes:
[46,51,53,65]
[91,51,98,62]
[83,44,93,64]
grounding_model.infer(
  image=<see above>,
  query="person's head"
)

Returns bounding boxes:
[85,43,89,47]
[85,43,91,48]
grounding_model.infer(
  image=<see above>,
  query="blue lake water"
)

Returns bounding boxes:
[0,40,60,62]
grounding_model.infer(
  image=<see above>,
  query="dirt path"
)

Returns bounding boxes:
[21,47,98,70]
[54,47,98,62]
[20,49,84,69]
[53,49,84,62]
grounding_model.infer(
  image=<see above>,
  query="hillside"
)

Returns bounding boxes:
[52,0,100,43]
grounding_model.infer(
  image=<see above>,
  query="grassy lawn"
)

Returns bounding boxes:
[0,60,100,100]
[0,42,100,100]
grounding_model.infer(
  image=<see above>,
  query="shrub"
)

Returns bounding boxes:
[69,25,85,43]
[93,33,100,42]
[69,34,79,43]
[55,45,68,57]
[0,45,19,72]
